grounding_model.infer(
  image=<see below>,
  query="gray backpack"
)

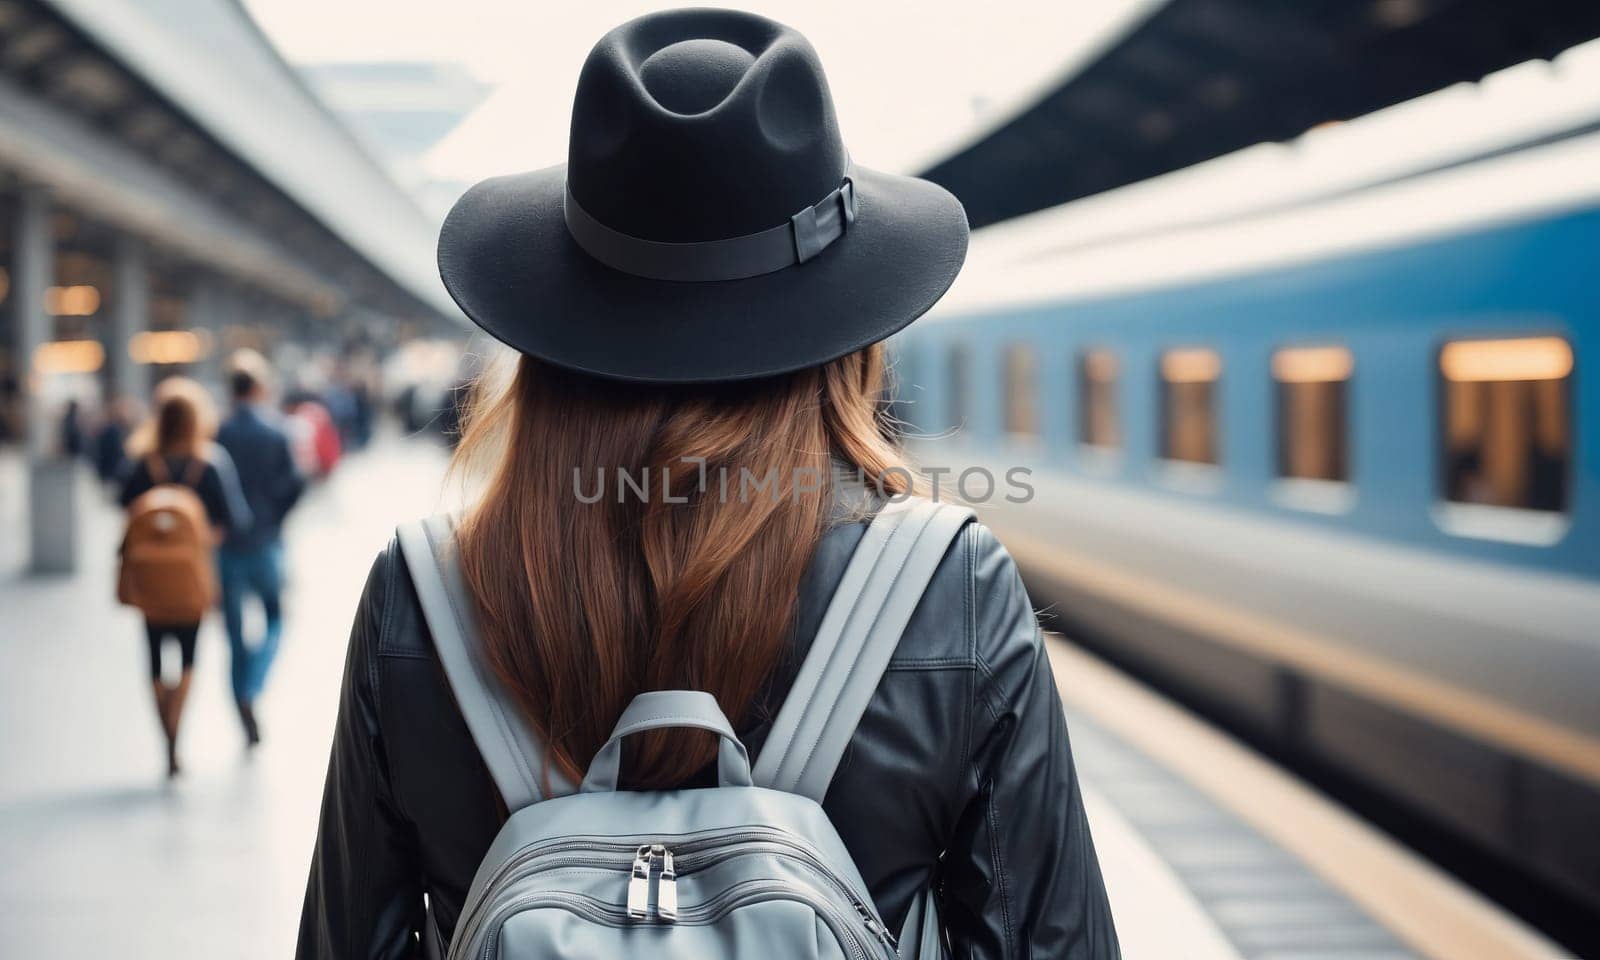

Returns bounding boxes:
[397,497,972,960]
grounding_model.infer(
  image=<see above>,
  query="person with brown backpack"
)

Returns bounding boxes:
[118,377,249,777]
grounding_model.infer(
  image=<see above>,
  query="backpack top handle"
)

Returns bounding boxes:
[579,690,754,794]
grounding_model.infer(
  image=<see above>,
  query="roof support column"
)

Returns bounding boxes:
[13,182,76,574]
[13,183,52,459]
[109,234,150,404]
[188,277,224,393]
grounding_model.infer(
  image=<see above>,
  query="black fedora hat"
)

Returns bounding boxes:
[437,7,969,384]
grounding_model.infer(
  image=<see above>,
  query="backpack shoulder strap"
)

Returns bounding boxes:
[180,455,206,488]
[752,497,974,801]
[395,514,574,811]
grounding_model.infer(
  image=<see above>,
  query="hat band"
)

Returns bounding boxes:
[564,178,856,282]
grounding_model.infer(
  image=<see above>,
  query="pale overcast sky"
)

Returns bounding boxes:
[244,0,1156,183]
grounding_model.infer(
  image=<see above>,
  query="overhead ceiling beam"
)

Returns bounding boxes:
[0,69,344,308]
[921,0,1600,228]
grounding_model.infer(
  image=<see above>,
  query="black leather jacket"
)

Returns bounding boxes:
[297,511,1119,959]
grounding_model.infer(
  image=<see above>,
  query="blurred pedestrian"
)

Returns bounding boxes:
[320,379,357,451]
[59,398,85,458]
[117,377,249,777]
[215,349,305,746]
[0,363,20,443]
[92,395,137,485]
[284,397,341,479]
[346,365,375,451]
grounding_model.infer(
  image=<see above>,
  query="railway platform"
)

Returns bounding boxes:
[0,434,1565,958]
[1055,643,1560,960]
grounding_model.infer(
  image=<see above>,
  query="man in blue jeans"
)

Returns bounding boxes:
[216,349,305,746]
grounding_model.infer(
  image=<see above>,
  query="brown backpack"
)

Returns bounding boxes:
[117,456,216,623]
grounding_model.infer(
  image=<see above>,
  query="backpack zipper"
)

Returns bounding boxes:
[628,843,680,921]
[471,877,889,960]
[647,840,893,947]
[627,845,653,919]
[456,828,895,952]
[658,846,679,920]
[670,831,895,947]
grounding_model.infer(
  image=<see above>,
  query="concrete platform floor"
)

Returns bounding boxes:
[1,433,453,958]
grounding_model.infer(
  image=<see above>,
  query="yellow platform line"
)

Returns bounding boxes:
[1049,639,1566,960]
[1000,531,1600,790]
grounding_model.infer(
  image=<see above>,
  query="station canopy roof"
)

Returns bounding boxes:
[921,0,1600,229]
[36,0,455,318]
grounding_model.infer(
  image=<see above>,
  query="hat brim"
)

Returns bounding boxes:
[437,164,968,384]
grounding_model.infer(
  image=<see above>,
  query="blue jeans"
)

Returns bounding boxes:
[218,541,284,705]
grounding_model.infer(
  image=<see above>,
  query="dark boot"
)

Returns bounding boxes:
[237,700,261,747]
[152,682,177,776]
[151,681,174,742]
[166,671,193,777]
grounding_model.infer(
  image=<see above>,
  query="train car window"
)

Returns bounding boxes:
[1160,348,1221,464]
[945,343,969,432]
[1440,336,1571,513]
[1003,345,1039,439]
[1078,348,1119,449]
[1274,346,1353,482]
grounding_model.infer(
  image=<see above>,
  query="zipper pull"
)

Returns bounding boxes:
[627,845,653,919]
[855,900,896,948]
[657,847,678,922]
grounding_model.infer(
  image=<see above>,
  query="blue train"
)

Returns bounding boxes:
[893,65,1600,925]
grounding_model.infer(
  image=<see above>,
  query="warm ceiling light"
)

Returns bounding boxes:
[1274,346,1354,383]
[129,329,208,365]
[1372,0,1427,29]
[34,339,105,374]
[1161,348,1222,384]
[1082,349,1118,382]
[45,284,101,316]
[1440,337,1573,383]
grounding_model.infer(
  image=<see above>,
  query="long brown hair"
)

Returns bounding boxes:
[452,344,909,788]
[128,376,215,460]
